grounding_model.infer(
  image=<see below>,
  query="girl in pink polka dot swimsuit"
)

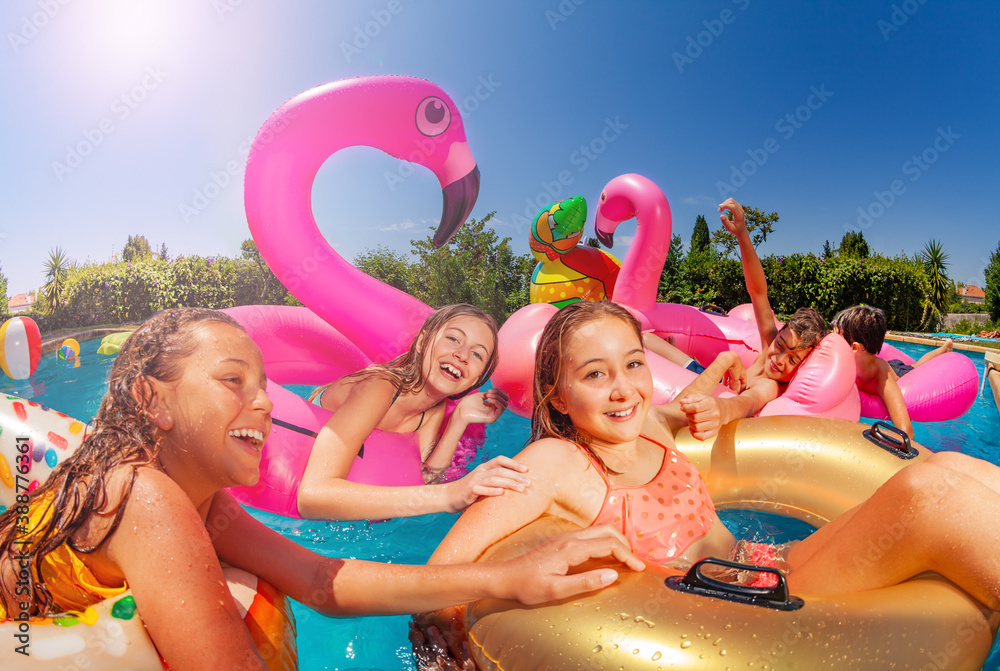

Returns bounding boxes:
[430,300,1000,619]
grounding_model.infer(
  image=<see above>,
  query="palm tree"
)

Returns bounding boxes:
[42,246,70,314]
[919,239,951,327]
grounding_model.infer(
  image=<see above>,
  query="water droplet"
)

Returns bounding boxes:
[651,651,662,661]
[680,641,692,649]
[593,645,603,653]
[713,638,722,646]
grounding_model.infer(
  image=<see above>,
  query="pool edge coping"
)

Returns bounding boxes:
[41,328,135,354]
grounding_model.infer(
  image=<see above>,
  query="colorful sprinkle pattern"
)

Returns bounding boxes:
[0,394,89,509]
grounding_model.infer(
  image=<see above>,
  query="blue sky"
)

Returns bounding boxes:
[2,0,997,299]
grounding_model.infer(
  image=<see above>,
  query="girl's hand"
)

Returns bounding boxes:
[455,388,509,425]
[718,197,746,234]
[678,393,725,441]
[498,525,646,605]
[409,616,475,671]
[444,456,530,513]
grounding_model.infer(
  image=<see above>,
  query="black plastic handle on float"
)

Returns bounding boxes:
[664,557,804,611]
[699,303,728,316]
[863,421,917,459]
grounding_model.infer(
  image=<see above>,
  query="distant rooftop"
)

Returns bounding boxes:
[6,293,33,314]
[959,284,986,300]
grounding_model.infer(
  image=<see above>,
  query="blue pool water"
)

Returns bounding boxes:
[2,336,998,670]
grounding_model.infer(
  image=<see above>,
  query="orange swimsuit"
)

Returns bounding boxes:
[1,493,127,618]
[581,435,716,563]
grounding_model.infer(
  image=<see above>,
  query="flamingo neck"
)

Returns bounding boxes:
[614,189,670,312]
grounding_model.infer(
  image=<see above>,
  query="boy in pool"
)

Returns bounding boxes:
[0,308,644,670]
[832,305,954,438]
[675,198,828,440]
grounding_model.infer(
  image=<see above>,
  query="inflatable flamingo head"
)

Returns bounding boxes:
[593,173,671,312]
[243,76,481,363]
[246,75,479,249]
[529,196,587,259]
[593,174,669,249]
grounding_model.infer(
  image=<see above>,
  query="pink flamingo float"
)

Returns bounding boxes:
[225,76,483,516]
[493,173,861,420]
[862,341,978,423]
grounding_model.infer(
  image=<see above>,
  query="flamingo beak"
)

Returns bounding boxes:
[596,226,615,248]
[434,165,480,247]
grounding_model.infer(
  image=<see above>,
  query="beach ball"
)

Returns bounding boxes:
[58,338,81,361]
[0,317,42,379]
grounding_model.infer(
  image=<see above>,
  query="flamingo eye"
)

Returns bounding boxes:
[600,191,607,202]
[415,96,451,137]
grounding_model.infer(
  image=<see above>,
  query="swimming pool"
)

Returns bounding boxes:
[2,336,998,670]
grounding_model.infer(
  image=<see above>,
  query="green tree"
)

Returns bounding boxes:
[710,205,778,258]
[240,239,280,302]
[985,240,1000,322]
[690,215,710,254]
[821,239,835,260]
[354,245,413,294]
[0,263,8,314]
[840,230,870,258]
[656,233,697,303]
[584,237,601,248]
[158,242,170,261]
[41,247,71,314]
[122,234,153,263]
[920,239,952,318]
[407,212,533,323]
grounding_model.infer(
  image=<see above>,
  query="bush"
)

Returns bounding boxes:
[37,253,295,333]
[948,301,987,314]
[950,319,997,337]
[656,247,926,330]
[985,240,1000,322]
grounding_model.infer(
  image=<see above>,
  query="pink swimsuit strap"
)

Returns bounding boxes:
[577,435,717,563]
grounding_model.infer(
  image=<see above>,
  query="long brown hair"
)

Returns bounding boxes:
[530,301,644,471]
[309,304,499,403]
[0,308,243,615]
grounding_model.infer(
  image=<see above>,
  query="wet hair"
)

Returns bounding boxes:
[831,305,886,354]
[531,301,644,469]
[0,307,243,616]
[781,307,829,351]
[310,304,499,403]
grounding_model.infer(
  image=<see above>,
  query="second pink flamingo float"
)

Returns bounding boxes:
[492,173,861,420]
